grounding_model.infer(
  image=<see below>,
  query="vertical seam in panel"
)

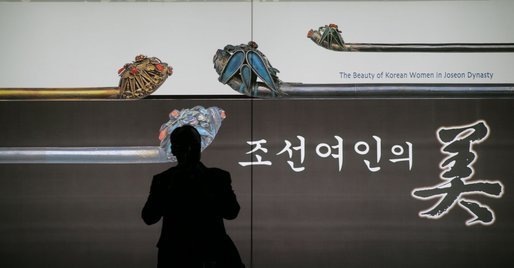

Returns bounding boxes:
[250,1,254,268]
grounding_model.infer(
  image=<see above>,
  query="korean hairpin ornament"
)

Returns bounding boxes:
[0,55,172,100]
[159,106,226,162]
[0,106,225,164]
[213,41,284,97]
[213,41,514,98]
[117,55,173,99]
[308,24,514,53]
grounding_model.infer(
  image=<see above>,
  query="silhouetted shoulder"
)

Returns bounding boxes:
[148,167,177,193]
[206,167,231,183]
[153,167,177,179]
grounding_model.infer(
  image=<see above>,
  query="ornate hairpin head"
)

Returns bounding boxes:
[213,41,284,97]
[159,106,226,161]
[308,24,346,51]
[117,55,173,99]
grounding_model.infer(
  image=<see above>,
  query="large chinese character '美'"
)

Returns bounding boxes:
[412,120,504,226]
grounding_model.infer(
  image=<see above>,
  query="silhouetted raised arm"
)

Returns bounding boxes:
[142,175,164,225]
[214,169,240,220]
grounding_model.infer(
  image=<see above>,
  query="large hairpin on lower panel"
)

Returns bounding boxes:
[0,106,225,164]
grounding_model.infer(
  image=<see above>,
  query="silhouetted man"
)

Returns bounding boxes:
[142,125,244,268]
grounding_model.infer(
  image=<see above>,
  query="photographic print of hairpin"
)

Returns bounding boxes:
[214,41,514,98]
[213,41,284,97]
[0,55,172,100]
[0,106,225,164]
[307,24,514,53]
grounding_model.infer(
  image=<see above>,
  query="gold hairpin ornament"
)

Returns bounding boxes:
[0,55,172,100]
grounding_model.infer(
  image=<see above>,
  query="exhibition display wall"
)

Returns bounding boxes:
[1,1,513,268]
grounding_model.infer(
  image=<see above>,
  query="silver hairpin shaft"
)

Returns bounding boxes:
[0,147,169,164]
[252,83,514,98]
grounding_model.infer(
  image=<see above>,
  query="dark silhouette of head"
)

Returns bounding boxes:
[170,125,202,166]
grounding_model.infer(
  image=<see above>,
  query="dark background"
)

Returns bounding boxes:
[0,98,513,267]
